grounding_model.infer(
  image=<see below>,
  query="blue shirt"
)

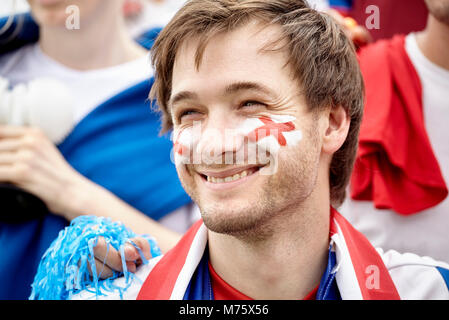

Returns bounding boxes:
[183,245,341,300]
[0,14,191,299]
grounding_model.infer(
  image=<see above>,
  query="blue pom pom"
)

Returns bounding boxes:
[29,216,162,300]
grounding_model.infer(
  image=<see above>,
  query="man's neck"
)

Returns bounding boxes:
[416,15,449,71]
[207,193,330,300]
[38,13,147,71]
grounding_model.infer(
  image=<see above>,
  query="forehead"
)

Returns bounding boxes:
[171,21,295,99]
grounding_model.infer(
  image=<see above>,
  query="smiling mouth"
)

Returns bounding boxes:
[198,166,262,184]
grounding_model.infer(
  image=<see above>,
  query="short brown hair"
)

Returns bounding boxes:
[150,0,364,207]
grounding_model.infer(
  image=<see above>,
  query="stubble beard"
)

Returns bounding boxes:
[179,133,321,243]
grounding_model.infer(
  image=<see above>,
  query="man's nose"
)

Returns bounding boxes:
[196,114,245,164]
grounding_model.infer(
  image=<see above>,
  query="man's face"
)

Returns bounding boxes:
[170,22,325,238]
[425,0,449,24]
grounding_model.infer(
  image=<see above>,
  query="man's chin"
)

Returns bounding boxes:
[198,200,274,239]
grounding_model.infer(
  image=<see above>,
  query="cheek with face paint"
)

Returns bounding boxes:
[172,114,303,171]
[172,120,203,165]
[173,127,193,165]
[237,114,303,175]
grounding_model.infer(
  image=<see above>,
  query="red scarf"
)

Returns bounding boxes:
[137,208,400,300]
[351,35,448,215]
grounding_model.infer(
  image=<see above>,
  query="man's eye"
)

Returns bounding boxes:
[241,101,264,108]
[181,110,199,117]
[178,109,202,121]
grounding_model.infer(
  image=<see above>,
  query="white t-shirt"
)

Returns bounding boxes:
[0,43,152,124]
[340,33,449,262]
[0,43,200,233]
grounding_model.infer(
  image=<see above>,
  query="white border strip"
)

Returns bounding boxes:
[170,223,208,300]
[331,219,364,300]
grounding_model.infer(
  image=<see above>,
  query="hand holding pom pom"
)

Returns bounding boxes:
[29,215,162,300]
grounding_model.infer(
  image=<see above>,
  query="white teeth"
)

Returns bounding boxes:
[206,170,252,183]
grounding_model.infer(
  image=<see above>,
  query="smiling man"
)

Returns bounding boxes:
[74,0,449,300]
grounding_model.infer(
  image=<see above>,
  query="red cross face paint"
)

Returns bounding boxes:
[238,114,303,151]
[172,125,197,165]
[237,114,303,175]
[172,119,204,165]
[172,114,303,175]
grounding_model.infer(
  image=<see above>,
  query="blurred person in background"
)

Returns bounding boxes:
[0,0,198,300]
[340,0,449,262]
[304,0,449,263]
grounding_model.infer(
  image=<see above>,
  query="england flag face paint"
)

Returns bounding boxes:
[236,114,302,175]
[172,114,303,175]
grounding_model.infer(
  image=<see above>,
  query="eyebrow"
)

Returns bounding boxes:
[169,91,199,108]
[224,81,276,98]
[169,81,277,108]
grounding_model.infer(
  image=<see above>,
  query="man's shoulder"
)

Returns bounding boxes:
[377,248,449,300]
[71,255,163,300]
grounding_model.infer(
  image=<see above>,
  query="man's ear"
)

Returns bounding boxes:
[322,105,350,155]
